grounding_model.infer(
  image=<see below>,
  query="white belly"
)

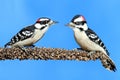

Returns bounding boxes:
[12,29,45,47]
[74,29,107,54]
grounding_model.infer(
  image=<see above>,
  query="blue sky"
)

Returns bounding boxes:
[0,0,120,80]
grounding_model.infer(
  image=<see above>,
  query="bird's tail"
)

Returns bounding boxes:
[100,53,116,72]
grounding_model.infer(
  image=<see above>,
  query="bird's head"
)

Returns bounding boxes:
[35,17,58,30]
[66,15,88,31]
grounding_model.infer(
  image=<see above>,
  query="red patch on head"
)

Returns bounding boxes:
[81,16,86,21]
[36,18,41,23]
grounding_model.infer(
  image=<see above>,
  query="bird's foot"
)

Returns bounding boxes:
[73,48,84,51]
[17,46,30,54]
[25,45,36,48]
[73,48,81,51]
[31,45,35,48]
[87,51,97,58]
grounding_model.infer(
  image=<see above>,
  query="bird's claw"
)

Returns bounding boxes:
[87,51,97,58]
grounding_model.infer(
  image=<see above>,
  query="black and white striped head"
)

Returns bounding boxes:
[35,17,57,30]
[67,15,88,31]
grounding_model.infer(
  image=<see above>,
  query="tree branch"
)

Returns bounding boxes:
[0,48,100,60]
[0,48,116,71]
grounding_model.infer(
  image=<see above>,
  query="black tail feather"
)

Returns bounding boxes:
[100,55,117,72]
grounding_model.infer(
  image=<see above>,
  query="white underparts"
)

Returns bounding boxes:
[73,28,107,55]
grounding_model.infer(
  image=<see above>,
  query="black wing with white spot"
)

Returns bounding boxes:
[5,25,35,47]
[85,28,109,55]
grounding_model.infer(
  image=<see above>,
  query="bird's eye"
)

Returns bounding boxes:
[40,21,46,24]
[74,22,81,25]
[40,20,50,25]
[46,20,50,23]
[74,21,86,25]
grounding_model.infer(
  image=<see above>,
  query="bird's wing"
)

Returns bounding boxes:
[85,28,109,55]
[10,25,35,44]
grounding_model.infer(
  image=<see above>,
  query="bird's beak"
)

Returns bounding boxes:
[65,22,74,28]
[49,21,58,26]
[53,21,59,24]
[65,23,70,26]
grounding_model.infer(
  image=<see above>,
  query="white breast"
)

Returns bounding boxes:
[73,28,107,54]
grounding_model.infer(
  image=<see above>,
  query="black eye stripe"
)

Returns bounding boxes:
[74,21,86,25]
[40,21,47,24]
[39,20,50,25]
[40,21,45,24]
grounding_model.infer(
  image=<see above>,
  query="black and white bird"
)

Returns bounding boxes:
[5,17,57,50]
[66,15,116,71]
